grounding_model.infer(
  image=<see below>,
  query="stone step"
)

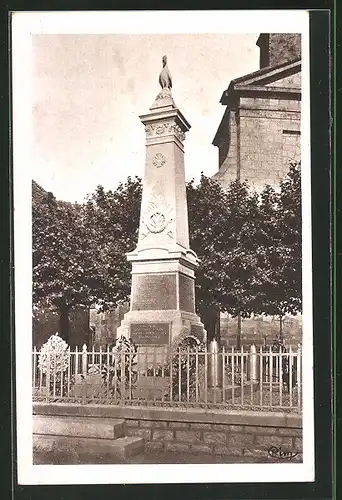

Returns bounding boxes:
[33,415,125,440]
[33,434,145,462]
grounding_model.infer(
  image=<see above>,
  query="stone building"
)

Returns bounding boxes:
[212,33,301,192]
[212,34,302,347]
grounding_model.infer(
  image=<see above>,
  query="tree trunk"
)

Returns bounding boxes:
[279,315,283,341]
[199,306,220,344]
[59,304,70,344]
[237,314,242,350]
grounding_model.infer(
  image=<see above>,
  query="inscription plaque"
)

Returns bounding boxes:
[132,274,177,310]
[179,274,195,312]
[130,323,170,345]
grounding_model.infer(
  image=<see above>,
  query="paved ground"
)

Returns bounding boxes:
[34,449,271,465]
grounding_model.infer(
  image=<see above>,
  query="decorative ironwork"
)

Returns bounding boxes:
[32,343,302,411]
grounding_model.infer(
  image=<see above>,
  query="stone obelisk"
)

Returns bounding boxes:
[117,56,206,346]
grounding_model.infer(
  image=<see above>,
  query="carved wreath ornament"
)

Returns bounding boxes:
[152,153,166,168]
[140,188,174,239]
[145,212,167,233]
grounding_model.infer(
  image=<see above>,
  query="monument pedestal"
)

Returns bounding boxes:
[117,84,206,347]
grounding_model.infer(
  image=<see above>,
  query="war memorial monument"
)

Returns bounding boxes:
[117,56,206,347]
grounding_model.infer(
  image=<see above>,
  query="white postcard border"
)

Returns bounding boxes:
[12,9,314,485]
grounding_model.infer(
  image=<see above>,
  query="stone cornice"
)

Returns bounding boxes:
[33,402,302,428]
[140,107,191,133]
[140,108,190,150]
[213,59,301,146]
[219,59,301,105]
[233,59,301,87]
[235,85,301,100]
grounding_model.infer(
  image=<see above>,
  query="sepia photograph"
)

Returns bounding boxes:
[12,10,314,485]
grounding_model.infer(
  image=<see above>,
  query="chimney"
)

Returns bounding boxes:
[257,33,301,69]
[256,34,270,69]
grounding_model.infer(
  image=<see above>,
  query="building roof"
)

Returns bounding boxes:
[32,180,74,209]
[220,58,301,104]
[213,58,301,146]
[32,180,49,205]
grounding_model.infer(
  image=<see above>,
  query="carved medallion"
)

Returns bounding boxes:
[152,153,166,168]
[140,188,174,239]
[146,212,167,233]
[156,125,165,135]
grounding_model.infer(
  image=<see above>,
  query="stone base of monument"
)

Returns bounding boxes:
[116,309,206,346]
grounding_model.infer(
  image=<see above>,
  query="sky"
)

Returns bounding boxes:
[32,33,260,202]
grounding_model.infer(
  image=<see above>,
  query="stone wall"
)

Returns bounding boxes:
[220,314,302,348]
[238,96,301,192]
[216,109,238,182]
[126,416,302,460]
[213,94,301,193]
[257,34,301,69]
[33,403,302,461]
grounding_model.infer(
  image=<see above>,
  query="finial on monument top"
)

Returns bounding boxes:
[159,55,172,90]
[149,55,175,111]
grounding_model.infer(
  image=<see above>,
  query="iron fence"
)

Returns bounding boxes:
[32,343,302,412]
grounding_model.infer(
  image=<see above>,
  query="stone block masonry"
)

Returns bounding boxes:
[127,419,302,460]
[34,403,302,461]
[213,57,301,196]
[238,102,301,192]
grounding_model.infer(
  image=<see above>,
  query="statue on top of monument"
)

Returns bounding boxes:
[159,55,172,89]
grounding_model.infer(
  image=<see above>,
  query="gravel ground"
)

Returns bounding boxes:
[33,449,272,465]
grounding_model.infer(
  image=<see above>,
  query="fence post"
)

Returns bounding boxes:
[82,344,88,377]
[249,344,259,382]
[121,349,125,405]
[208,340,223,388]
[82,344,87,403]
[45,352,51,402]
[297,343,302,409]
[33,346,37,392]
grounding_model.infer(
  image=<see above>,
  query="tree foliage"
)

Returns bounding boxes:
[32,163,301,343]
[83,176,142,310]
[33,177,142,341]
[186,164,302,339]
[255,162,302,327]
[32,193,102,342]
[187,174,265,342]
